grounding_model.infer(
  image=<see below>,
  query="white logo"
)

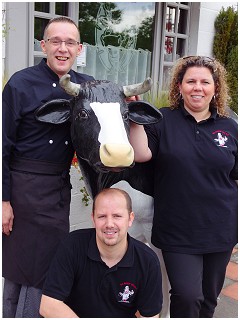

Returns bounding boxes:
[118,285,134,303]
[214,132,228,147]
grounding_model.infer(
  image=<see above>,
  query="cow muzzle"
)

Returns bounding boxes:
[100,144,134,167]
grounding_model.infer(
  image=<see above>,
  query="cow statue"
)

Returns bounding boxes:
[35,74,170,318]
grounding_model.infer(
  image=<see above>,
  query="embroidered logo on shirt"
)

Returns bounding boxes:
[118,282,136,303]
[212,130,229,148]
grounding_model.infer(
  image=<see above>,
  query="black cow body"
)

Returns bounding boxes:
[35,76,162,198]
[78,152,155,198]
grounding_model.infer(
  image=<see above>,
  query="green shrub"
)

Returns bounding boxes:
[143,88,169,109]
[213,6,238,114]
[226,46,238,114]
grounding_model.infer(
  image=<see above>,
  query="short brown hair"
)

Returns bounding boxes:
[92,188,132,214]
[43,16,80,41]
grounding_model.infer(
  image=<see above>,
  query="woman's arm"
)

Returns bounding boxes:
[129,122,152,162]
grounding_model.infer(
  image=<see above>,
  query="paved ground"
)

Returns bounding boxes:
[214,246,238,318]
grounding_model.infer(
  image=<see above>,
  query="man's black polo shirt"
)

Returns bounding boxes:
[145,106,238,254]
[42,228,162,318]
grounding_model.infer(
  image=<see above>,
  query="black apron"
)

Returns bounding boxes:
[2,157,71,289]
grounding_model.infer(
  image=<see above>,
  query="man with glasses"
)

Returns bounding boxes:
[2,17,94,317]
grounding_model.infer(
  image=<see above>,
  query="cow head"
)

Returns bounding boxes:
[35,75,162,173]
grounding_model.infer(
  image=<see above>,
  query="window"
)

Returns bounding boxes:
[35,3,50,13]
[77,2,155,85]
[30,2,191,92]
[158,2,190,90]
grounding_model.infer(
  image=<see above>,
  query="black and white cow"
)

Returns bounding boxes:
[35,74,162,197]
[35,75,170,317]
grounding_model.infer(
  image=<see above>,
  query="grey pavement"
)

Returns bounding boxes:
[214,246,238,318]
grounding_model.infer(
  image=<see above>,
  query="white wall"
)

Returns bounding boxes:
[197,2,238,56]
[69,166,93,231]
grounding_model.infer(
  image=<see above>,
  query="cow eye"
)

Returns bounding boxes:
[79,109,88,119]
[122,111,129,121]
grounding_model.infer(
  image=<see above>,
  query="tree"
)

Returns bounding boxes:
[213,6,238,113]
[79,2,122,45]
[137,16,154,51]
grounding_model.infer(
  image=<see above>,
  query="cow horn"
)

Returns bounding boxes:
[123,77,153,97]
[59,74,81,96]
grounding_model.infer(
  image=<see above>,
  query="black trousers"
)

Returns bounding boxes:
[162,249,233,318]
[3,279,42,318]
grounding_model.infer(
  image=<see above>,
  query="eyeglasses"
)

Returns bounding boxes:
[182,55,217,72]
[45,38,80,48]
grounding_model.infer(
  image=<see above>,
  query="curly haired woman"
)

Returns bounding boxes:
[130,56,238,318]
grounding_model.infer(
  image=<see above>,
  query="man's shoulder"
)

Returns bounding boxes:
[130,236,160,264]
[8,64,39,83]
[71,70,94,83]
[59,228,95,252]
[68,228,95,240]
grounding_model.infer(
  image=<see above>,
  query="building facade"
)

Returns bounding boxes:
[2,1,237,229]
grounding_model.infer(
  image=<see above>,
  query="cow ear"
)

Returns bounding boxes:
[35,99,71,124]
[128,101,163,125]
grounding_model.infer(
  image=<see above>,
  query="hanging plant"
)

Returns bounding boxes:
[71,153,91,206]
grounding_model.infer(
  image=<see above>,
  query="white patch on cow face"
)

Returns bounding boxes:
[90,102,129,145]
[90,102,134,167]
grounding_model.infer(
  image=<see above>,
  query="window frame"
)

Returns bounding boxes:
[152,2,191,90]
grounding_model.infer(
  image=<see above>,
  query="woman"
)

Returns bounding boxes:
[130,56,238,318]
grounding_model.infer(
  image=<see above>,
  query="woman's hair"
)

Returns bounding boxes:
[168,56,231,117]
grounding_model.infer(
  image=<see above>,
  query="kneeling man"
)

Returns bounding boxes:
[40,188,162,318]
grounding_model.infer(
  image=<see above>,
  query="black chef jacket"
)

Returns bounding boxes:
[2,58,94,200]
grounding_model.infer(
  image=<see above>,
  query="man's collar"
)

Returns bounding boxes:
[39,58,59,80]
[39,58,75,81]
[87,232,134,268]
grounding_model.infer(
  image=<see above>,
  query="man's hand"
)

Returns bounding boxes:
[2,201,14,235]
[40,295,79,318]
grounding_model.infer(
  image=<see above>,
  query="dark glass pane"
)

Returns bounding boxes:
[55,3,68,16]
[178,9,188,34]
[166,6,175,33]
[176,38,186,58]
[35,3,50,13]
[34,18,49,50]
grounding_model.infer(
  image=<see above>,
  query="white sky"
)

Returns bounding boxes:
[108,2,155,32]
